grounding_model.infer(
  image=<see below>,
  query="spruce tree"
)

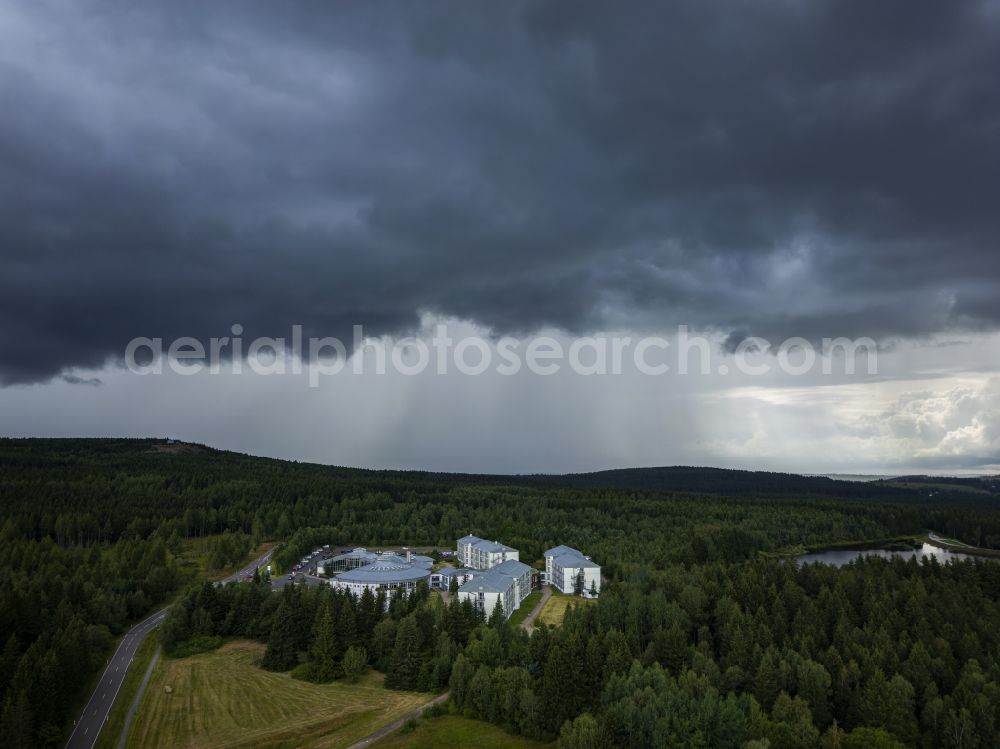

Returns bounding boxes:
[357,587,378,645]
[754,648,781,710]
[0,691,33,749]
[386,615,422,690]
[603,629,632,678]
[262,602,299,671]
[334,595,358,651]
[542,645,576,732]
[309,602,339,682]
[0,636,21,706]
[488,598,507,628]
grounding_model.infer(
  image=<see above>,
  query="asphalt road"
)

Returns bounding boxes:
[221,547,277,585]
[65,547,274,749]
[270,572,326,591]
[64,608,167,749]
[115,645,160,749]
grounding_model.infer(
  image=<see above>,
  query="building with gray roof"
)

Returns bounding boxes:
[430,567,476,590]
[544,545,601,597]
[330,551,431,597]
[409,554,434,567]
[317,547,379,574]
[457,558,534,619]
[457,534,520,570]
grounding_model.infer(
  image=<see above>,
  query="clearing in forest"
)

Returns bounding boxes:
[127,641,427,749]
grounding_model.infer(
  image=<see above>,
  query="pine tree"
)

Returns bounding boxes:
[542,645,577,732]
[386,615,422,690]
[603,629,632,678]
[309,602,339,682]
[797,659,833,729]
[661,622,690,673]
[0,635,20,706]
[859,669,890,729]
[860,671,917,746]
[767,692,820,749]
[357,587,378,646]
[262,602,299,671]
[0,691,33,749]
[754,648,781,710]
[334,595,358,650]
[488,598,506,628]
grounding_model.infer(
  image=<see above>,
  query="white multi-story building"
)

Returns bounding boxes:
[456,534,479,567]
[456,559,534,619]
[544,545,601,597]
[430,567,476,590]
[457,534,519,570]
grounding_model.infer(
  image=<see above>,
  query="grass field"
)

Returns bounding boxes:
[127,641,429,749]
[508,590,543,628]
[930,534,972,547]
[175,538,274,583]
[371,715,552,748]
[536,593,594,627]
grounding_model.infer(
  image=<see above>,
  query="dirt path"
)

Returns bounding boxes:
[115,645,161,749]
[520,585,553,631]
[344,692,450,749]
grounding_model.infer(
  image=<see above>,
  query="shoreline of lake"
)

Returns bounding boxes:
[796,542,988,567]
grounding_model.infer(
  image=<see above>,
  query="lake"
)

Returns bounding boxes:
[796,542,984,567]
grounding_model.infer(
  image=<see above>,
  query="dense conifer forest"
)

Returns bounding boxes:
[2,438,1000,747]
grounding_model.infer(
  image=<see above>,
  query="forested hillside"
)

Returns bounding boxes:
[2,438,1000,747]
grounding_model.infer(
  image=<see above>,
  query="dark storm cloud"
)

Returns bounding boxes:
[2,0,999,383]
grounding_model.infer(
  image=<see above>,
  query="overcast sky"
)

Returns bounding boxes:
[2,0,999,474]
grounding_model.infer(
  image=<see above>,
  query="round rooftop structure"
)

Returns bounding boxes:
[319,547,378,573]
[331,552,431,595]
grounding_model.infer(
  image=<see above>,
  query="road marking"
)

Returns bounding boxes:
[67,551,271,749]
